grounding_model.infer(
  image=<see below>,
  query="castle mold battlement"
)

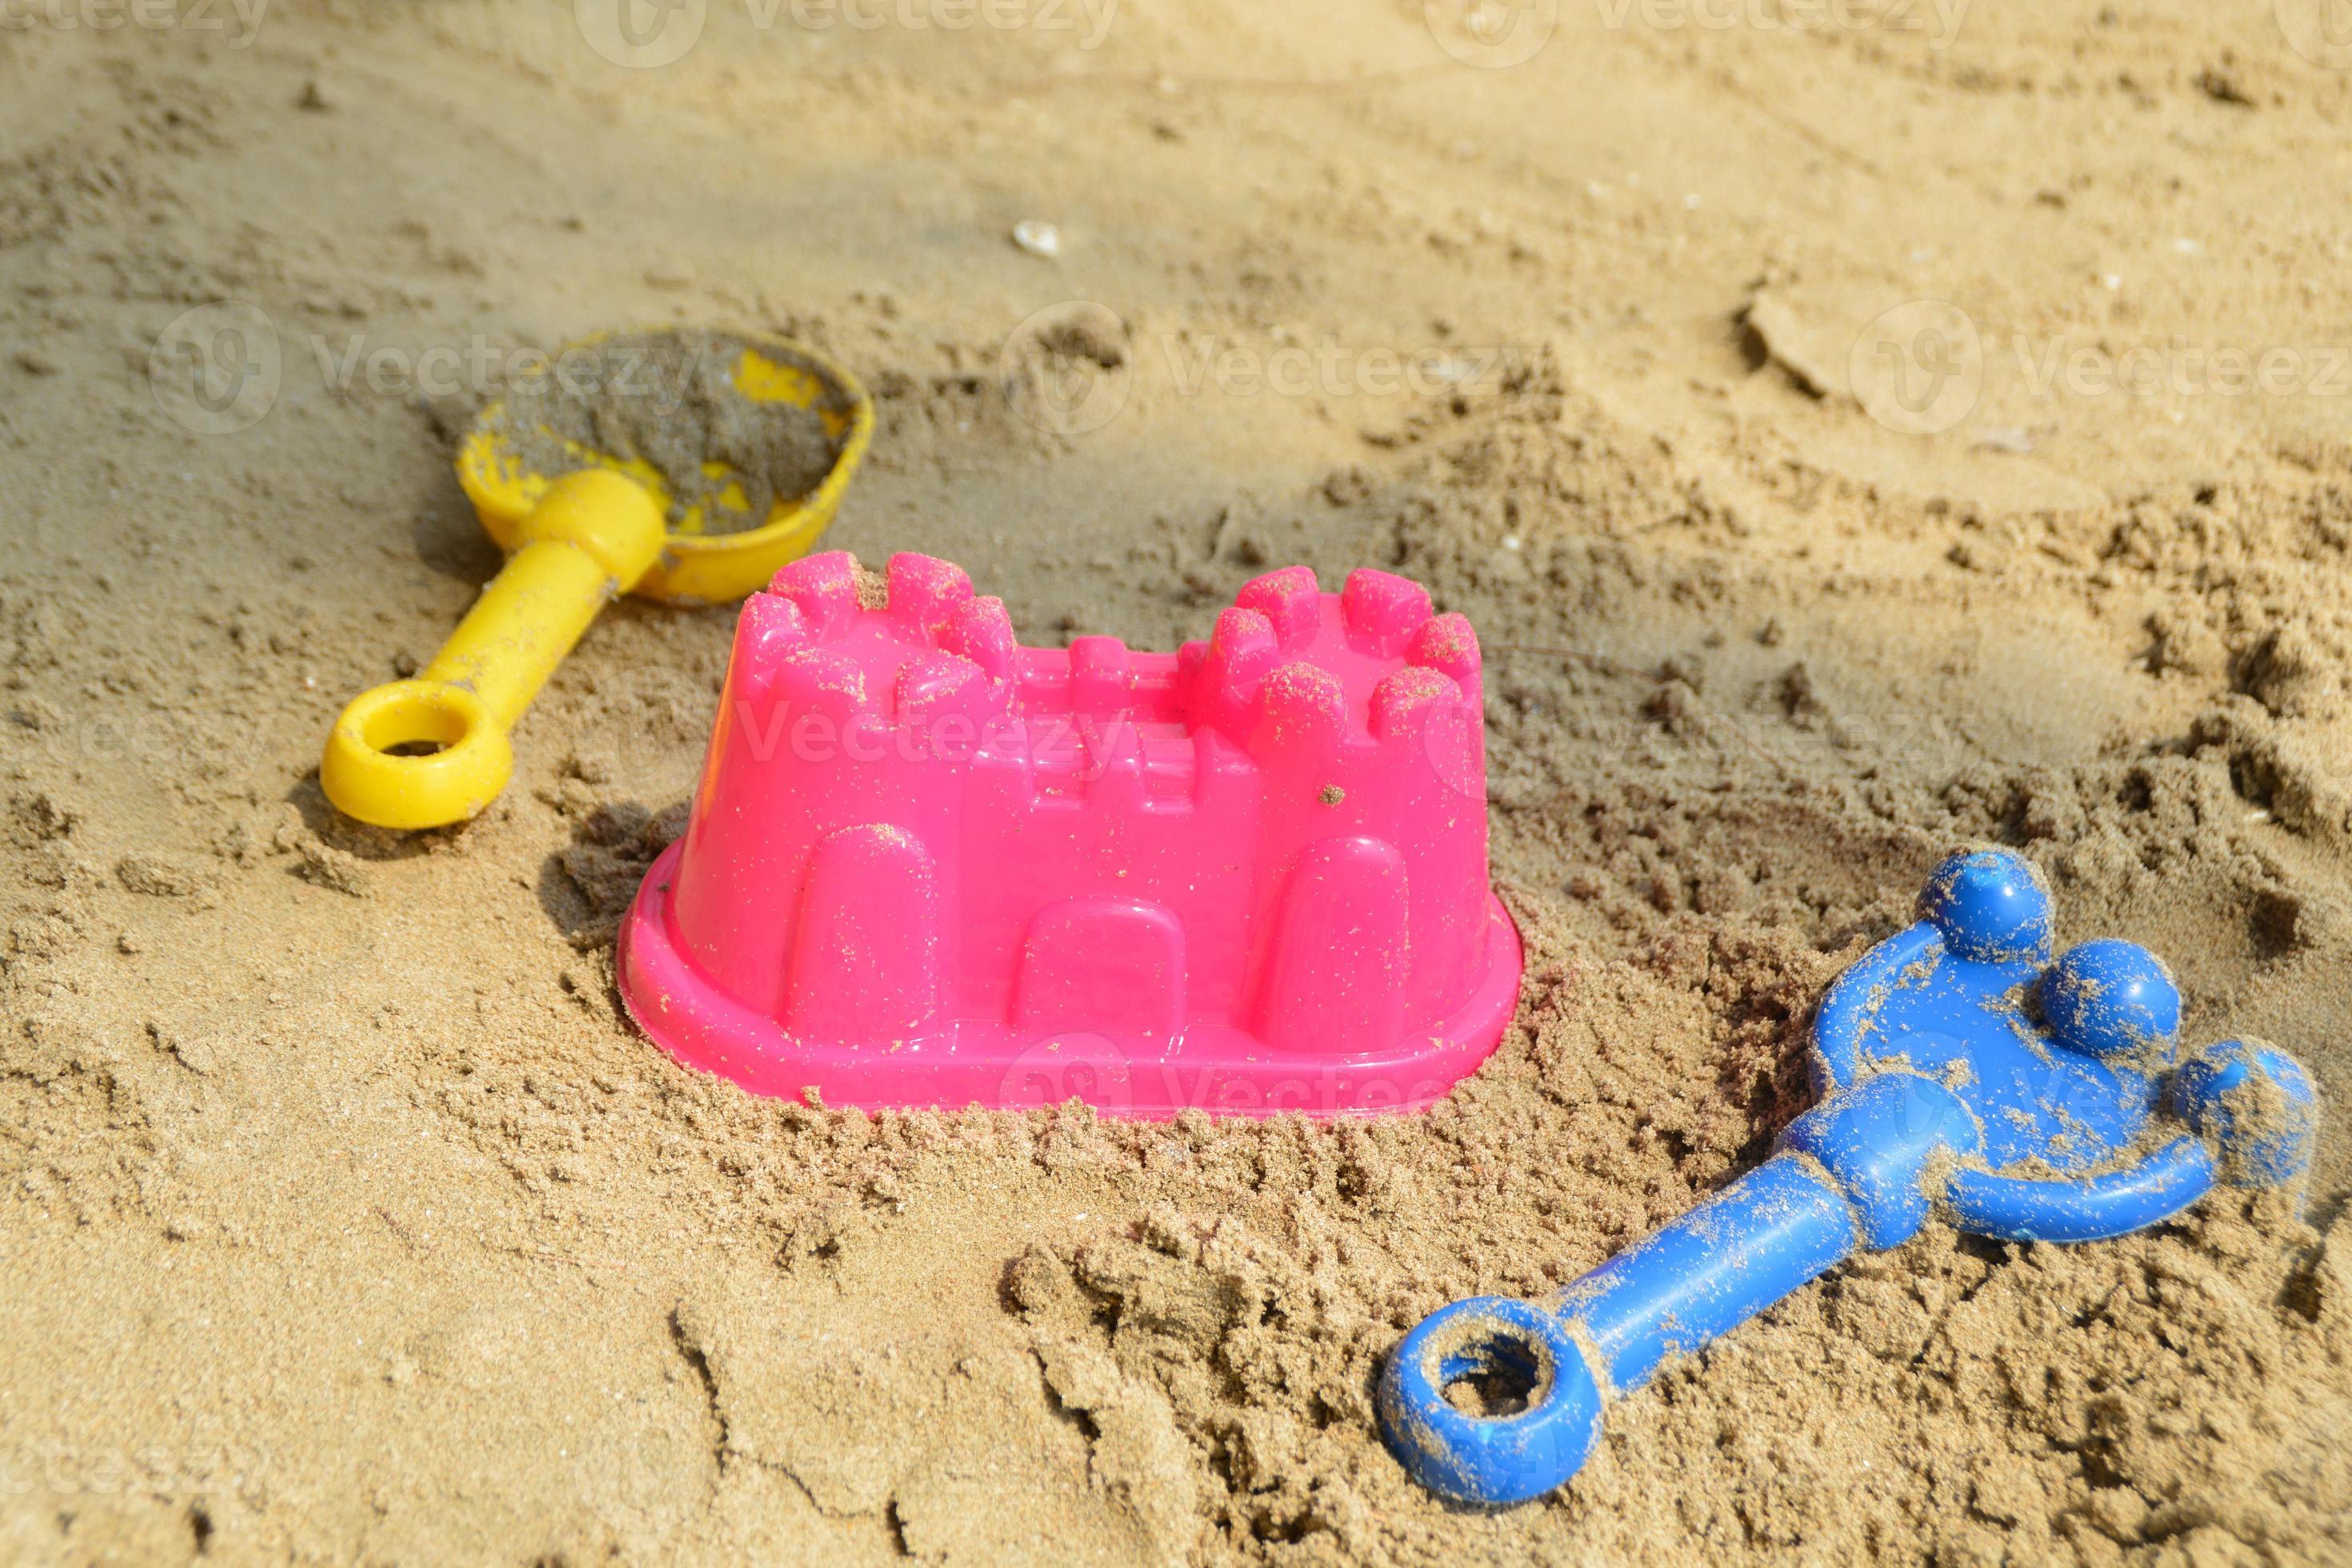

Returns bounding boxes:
[618,552,1523,1116]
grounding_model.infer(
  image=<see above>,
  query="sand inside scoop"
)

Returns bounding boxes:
[496,328,844,534]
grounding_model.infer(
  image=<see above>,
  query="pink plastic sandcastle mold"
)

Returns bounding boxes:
[616,552,1523,1117]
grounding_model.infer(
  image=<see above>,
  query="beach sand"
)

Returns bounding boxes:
[3,3,2350,1561]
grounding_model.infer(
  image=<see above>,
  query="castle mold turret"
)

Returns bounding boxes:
[617,552,1523,1116]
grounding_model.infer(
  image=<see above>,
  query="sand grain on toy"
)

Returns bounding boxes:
[5,6,2352,1564]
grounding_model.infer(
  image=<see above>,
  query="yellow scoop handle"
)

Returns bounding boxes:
[322,470,665,830]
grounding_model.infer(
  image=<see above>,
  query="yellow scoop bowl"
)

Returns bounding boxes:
[322,328,874,830]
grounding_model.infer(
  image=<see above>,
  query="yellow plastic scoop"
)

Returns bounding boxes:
[322,327,873,830]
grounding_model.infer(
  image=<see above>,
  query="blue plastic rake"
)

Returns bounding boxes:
[1379,849,2321,1506]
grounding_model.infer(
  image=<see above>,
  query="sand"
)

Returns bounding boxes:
[4,3,2351,1563]
[489,327,844,534]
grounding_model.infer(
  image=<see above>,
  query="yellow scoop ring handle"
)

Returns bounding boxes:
[322,470,663,830]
